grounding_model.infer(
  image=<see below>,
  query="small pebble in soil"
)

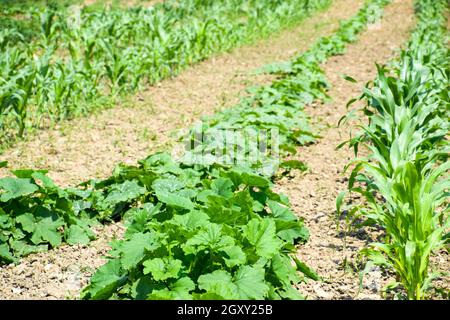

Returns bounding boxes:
[313,285,332,299]
[11,287,22,294]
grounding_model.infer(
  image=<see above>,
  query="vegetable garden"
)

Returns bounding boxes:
[0,0,448,300]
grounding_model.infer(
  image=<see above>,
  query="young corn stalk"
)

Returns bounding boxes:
[338,0,449,299]
[0,0,332,141]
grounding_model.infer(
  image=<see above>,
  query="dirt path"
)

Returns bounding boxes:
[0,0,365,187]
[275,0,418,299]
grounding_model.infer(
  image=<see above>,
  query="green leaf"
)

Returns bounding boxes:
[192,292,226,300]
[275,220,309,243]
[243,218,283,258]
[143,258,183,281]
[221,245,246,268]
[268,200,297,221]
[405,241,416,268]
[124,203,161,236]
[152,178,185,192]
[31,172,57,190]
[336,190,346,217]
[234,265,269,299]
[154,189,194,210]
[342,74,357,83]
[16,212,64,247]
[271,253,301,286]
[16,213,35,233]
[31,220,63,247]
[211,178,234,198]
[105,180,146,204]
[183,223,234,254]
[196,190,215,203]
[293,257,320,281]
[197,270,237,299]
[0,178,38,202]
[120,232,160,270]
[278,285,304,300]
[242,173,270,188]
[280,160,308,171]
[0,243,15,263]
[81,260,127,300]
[171,210,210,231]
[65,225,91,245]
[12,169,48,179]
[0,161,7,168]
[130,276,157,300]
[148,277,195,300]
[9,239,48,257]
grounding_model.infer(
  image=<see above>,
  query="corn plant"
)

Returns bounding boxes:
[0,68,36,137]
[338,0,449,299]
[0,0,332,144]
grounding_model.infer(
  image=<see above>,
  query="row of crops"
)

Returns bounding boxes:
[0,0,447,300]
[338,0,449,300]
[81,0,393,300]
[0,0,331,143]
[0,0,392,299]
[0,0,83,39]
